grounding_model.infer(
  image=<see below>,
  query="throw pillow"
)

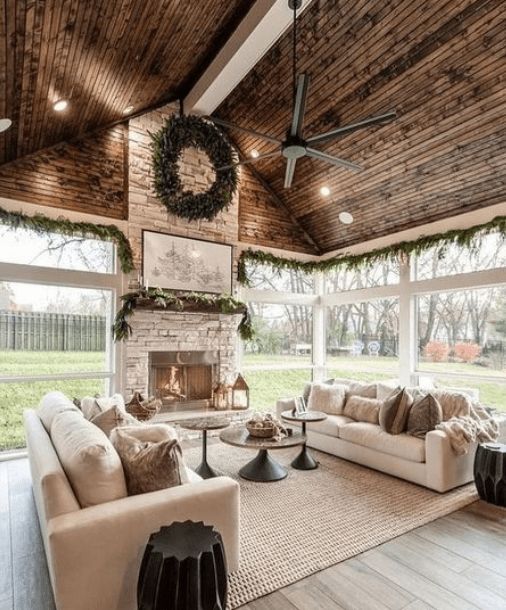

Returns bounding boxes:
[91,405,141,437]
[80,393,125,420]
[430,389,472,421]
[379,388,413,434]
[376,381,401,401]
[302,378,336,403]
[307,383,347,415]
[343,396,382,424]
[38,391,82,432]
[347,382,377,399]
[407,393,443,438]
[51,410,127,507]
[111,425,188,495]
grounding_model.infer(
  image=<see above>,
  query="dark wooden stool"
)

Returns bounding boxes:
[473,442,506,507]
[137,520,228,610]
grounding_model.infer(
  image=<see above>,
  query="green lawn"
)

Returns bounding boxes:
[0,351,106,451]
[1,351,505,452]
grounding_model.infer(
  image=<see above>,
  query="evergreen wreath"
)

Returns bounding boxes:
[151,114,239,221]
[0,205,134,273]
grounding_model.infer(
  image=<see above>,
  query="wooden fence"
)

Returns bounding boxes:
[0,311,106,351]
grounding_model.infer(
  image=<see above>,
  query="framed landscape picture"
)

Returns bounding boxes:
[142,231,232,294]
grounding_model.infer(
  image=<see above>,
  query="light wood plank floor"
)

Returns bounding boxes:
[0,458,505,610]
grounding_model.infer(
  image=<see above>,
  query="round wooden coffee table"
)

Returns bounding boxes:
[179,416,231,479]
[281,410,327,470]
[219,426,305,482]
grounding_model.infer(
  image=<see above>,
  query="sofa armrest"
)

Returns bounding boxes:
[276,397,297,420]
[425,430,476,493]
[47,476,239,610]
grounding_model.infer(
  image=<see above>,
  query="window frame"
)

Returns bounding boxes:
[0,250,122,390]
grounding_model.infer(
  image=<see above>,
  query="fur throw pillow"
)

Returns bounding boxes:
[111,424,188,495]
[343,396,382,424]
[307,383,347,415]
[347,382,377,399]
[430,390,472,421]
[379,388,413,434]
[407,393,443,438]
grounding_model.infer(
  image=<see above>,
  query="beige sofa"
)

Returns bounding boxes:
[277,383,506,493]
[24,393,240,610]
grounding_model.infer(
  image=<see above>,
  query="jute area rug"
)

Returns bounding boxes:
[185,442,477,609]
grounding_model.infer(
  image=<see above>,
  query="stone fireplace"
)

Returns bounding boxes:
[125,310,237,413]
[148,350,219,412]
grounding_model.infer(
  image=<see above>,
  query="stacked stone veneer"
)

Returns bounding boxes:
[125,311,238,397]
[124,104,240,397]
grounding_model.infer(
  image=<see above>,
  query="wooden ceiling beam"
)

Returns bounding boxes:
[184,0,315,115]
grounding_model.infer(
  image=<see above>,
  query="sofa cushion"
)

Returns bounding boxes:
[51,410,127,508]
[431,389,472,421]
[80,394,126,421]
[376,381,401,400]
[307,383,347,415]
[344,396,382,424]
[379,388,413,434]
[303,378,337,402]
[407,393,443,439]
[111,424,188,495]
[285,414,353,437]
[347,382,377,399]
[339,422,426,463]
[91,405,141,437]
[38,391,82,432]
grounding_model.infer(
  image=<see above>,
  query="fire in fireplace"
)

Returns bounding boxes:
[148,351,219,412]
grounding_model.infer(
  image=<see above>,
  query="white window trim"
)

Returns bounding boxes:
[240,256,506,396]
[0,253,122,392]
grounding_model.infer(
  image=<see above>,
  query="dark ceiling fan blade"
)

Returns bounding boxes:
[306,147,363,172]
[207,116,282,145]
[290,73,310,137]
[216,150,281,171]
[284,158,297,188]
[306,111,397,146]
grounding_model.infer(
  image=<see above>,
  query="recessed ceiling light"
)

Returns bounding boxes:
[0,118,12,133]
[320,186,331,196]
[53,99,69,112]
[250,149,260,158]
[339,211,354,225]
[123,105,134,115]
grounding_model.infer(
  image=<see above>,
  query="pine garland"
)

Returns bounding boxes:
[113,288,254,342]
[0,205,135,273]
[238,215,506,285]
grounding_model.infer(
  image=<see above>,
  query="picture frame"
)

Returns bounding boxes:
[142,231,233,294]
[294,396,307,415]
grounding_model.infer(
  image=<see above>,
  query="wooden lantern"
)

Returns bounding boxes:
[232,373,249,410]
[212,382,228,410]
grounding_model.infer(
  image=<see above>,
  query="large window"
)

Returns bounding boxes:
[326,298,399,382]
[0,223,119,452]
[240,230,506,414]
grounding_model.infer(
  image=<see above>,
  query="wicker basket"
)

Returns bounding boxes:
[246,422,276,438]
[125,392,161,422]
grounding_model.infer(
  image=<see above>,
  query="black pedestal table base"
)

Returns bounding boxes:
[239,449,288,482]
[291,421,319,470]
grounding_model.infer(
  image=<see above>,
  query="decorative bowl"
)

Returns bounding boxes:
[246,422,276,438]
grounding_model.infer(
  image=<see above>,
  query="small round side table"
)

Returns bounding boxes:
[281,410,327,470]
[138,520,227,610]
[473,442,506,507]
[179,416,231,479]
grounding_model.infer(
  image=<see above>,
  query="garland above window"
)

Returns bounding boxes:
[237,215,506,285]
[151,114,239,221]
[0,205,134,273]
[113,288,254,342]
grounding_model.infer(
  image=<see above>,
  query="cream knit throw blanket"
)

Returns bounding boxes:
[436,403,499,455]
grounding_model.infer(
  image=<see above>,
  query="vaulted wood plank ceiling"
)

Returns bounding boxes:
[0,0,504,254]
[217,0,506,252]
[0,0,249,165]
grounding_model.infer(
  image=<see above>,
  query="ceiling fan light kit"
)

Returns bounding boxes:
[210,0,396,189]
